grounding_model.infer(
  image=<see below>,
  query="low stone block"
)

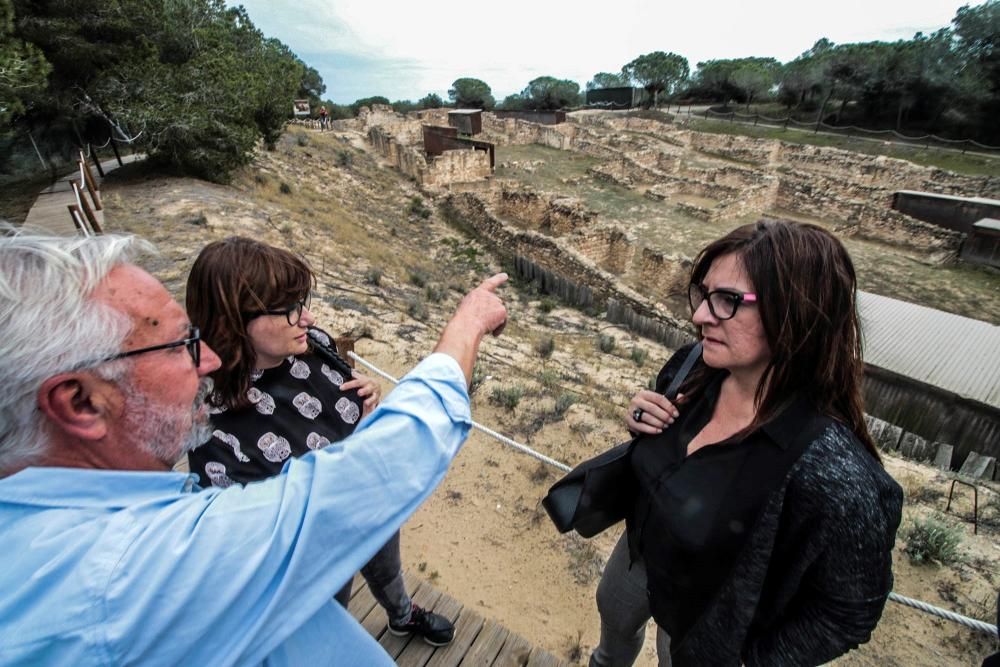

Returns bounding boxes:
[959,452,997,480]
[876,423,903,451]
[932,443,953,471]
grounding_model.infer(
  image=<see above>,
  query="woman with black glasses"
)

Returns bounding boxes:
[184,236,455,647]
[590,219,903,666]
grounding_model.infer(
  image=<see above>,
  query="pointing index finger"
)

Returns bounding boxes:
[478,273,508,292]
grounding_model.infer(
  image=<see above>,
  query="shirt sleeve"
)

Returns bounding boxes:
[102,353,471,665]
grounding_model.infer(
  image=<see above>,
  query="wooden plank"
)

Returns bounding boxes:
[395,591,464,667]
[460,617,509,666]
[349,580,380,631]
[425,605,485,667]
[379,577,441,659]
[525,647,563,667]
[490,630,532,667]
[79,158,102,211]
[68,205,89,236]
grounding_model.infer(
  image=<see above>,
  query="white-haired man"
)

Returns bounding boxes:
[0,230,507,665]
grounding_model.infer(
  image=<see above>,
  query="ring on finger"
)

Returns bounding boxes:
[632,407,644,423]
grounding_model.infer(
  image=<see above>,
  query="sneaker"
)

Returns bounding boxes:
[387,604,455,646]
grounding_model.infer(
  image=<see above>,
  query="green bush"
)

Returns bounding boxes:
[406,297,428,321]
[538,368,560,390]
[295,132,310,147]
[553,393,577,418]
[901,515,964,565]
[408,196,432,219]
[631,347,648,366]
[363,268,382,286]
[279,182,292,195]
[337,150,353,168]
[535,336,555,359]
[597,334,616,354]
[489,385,525,411]
[538,297,557,313]
[424,284,446,303]
[408,269,428,287]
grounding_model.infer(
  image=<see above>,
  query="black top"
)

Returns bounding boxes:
[627,344,835,653]
[188,332,364,488]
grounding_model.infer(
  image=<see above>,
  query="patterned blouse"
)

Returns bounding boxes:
[188,331,364,489]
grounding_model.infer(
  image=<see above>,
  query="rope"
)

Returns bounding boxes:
[347,351,999,637]
[889,593,998,636]
[347,351,571,473]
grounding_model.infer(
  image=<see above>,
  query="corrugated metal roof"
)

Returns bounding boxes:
[858,290,1000,408]
[894,190,1000,207]
[974,218,1000,231]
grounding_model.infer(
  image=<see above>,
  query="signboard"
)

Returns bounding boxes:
[293,99,311,117]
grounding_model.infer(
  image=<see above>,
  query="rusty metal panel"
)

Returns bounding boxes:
[448,109,482,135]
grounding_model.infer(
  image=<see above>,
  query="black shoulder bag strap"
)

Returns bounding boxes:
[542,342,703,538]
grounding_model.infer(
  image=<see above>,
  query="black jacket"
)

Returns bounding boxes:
[635,347,904,666]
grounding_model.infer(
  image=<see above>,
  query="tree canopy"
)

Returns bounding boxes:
[6,0,313,180]
[448,77,495,110]
[622,51,690,106]
[586,72,628,90]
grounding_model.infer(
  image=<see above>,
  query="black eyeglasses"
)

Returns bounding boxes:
[103,325,202,367]
[244,299,308,326]
[688,283,758,321]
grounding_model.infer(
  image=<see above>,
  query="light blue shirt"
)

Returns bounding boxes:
[0,353,470,666]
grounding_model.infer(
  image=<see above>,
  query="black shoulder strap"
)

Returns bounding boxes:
[663,341,702,401]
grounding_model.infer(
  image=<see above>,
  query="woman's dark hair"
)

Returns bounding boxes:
[683,218,879,461]
[186,236,314,410]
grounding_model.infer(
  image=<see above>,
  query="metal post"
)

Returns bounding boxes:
[27,130,49,171]
[89,144,105,177]
[945,478,979,535]
[110,137,124,167]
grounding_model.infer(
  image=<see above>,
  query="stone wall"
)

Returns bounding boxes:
[368,126,427,183]
[441,192,692,342]
[572,225,636,275]
[424,149,492,187]
[637,247,692,304]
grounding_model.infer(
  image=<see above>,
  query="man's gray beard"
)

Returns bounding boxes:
[121,378,215,465]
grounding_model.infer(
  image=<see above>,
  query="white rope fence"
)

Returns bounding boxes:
[348,351,999,638]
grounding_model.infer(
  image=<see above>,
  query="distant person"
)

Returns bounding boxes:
[0,228,507,665]
[590,219,903,666]
[185,236,454,646]
[319,105,329,130]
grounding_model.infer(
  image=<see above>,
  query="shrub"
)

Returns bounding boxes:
[489,384,525,411]
[901,515,964,565]
[408,196,432,219]
[406,297,428,321]
[363,268,382,286]
[538,368,560,390]
[337,150,353,168]
[295,132,310,147]
[553,393,577,418]
[631,347,648,366]
[470,363,486,396]
[597,334,616,354]
[408,269,428,287]
[279,182,292,195]
[535,336,555,359]
[424,284,446,303]
[539,297,557,313]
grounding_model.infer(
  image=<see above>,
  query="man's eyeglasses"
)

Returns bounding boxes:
[103,325,202,367]
[244,299,308,326]
[688,283,758,321]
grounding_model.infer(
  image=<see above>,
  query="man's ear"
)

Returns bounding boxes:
[37,373,115,441]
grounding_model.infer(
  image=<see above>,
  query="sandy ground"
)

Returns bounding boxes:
[99,126,1000,665]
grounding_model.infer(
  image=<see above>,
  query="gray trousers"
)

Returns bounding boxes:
[590,534,672,667]
[334,530,411,624]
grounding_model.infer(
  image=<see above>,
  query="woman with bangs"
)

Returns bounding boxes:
[185,236,455,647]
[589,219,903,666]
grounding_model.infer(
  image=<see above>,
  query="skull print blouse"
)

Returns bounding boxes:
[188,336,365,489]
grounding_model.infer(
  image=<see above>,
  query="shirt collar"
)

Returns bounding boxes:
[0,467,201,509]
[760,395,823,451]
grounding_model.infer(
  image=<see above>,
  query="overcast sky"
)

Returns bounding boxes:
[233,0,977,104]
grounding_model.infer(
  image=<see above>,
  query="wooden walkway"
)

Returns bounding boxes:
[22,154,141,235]
[348,571,568,667]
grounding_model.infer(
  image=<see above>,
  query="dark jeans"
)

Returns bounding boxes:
[334,530,411,624]
[590,534,671,667]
